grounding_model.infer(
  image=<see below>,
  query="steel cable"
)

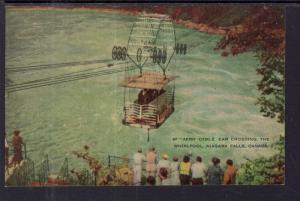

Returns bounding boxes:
[7,63,155,93]
[6,59,113,73]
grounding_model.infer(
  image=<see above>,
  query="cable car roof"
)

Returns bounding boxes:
[119,72,176,90]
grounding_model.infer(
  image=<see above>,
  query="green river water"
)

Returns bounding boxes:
[5,8,284,171]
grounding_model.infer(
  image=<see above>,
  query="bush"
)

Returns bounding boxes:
[237,136,285,185]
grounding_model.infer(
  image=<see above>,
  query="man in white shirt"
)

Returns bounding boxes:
[146,146,157,177]
[160,167,171,185]
[156,154,170,185]
[191,156,207,185]
[170,156,180,185]
[133,148,145,185]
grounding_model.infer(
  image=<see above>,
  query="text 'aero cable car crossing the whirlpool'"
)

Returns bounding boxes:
[111,13,187,140]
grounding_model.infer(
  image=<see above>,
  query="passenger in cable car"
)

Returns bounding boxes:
[151,90,158,101]
[138,90,144,105]
[137,88,166,105]
[138,89,148,105]
[144,90,150,103]
[145,89,155,103]
[138,89,153,105]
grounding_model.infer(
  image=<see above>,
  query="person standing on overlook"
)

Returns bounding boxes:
[223,159,237,185]
[207,157,223,185]
[156,154,171,185]
[133,148,145,185]
[179,155,191,185]
[191,156,208,185]
[10,129,23,167]
[160,167,171,185]
[170,156,180,185]
[146,146,157,177]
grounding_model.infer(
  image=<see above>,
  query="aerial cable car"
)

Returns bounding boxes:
[116,13,186,140]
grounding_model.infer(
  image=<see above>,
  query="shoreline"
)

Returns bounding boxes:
[7,5,227,35]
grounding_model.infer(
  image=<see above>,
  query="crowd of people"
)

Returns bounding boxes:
[3,130,284,186]
[5,129,24,174]
[132,147,237,186]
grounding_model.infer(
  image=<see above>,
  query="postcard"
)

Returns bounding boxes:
[4,4,285,186]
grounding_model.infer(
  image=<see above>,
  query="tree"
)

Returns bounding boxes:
[237,135,285,185]
[72,145,102,185]
[216,6,285,123]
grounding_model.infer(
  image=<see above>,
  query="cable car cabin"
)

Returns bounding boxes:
[119,72,176,129]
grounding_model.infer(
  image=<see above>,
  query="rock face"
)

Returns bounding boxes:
[11,5,258,35]
[175,19,227,35]
[98,5,257,34]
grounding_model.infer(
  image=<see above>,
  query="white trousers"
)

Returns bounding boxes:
[133,165,142,185]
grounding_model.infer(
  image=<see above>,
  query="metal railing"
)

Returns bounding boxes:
[107,154,132,168]
[5,157,35,186]
[124,102,158,126]
[36,154,50,184]
[58,158,69,182]
[78,169,95,185]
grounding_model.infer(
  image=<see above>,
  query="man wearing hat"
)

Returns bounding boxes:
[146,146,157,177]
[132,148,145,185]
[170,156,180,185]
[11,129,23,166]
[156,154,171,185]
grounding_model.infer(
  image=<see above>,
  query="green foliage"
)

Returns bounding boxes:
[70,168,95,185]
[237,136,285,185]
[216,7,285,123]
[256,54,285,123]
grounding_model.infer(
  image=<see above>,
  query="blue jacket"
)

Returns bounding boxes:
[207,165,223,185]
